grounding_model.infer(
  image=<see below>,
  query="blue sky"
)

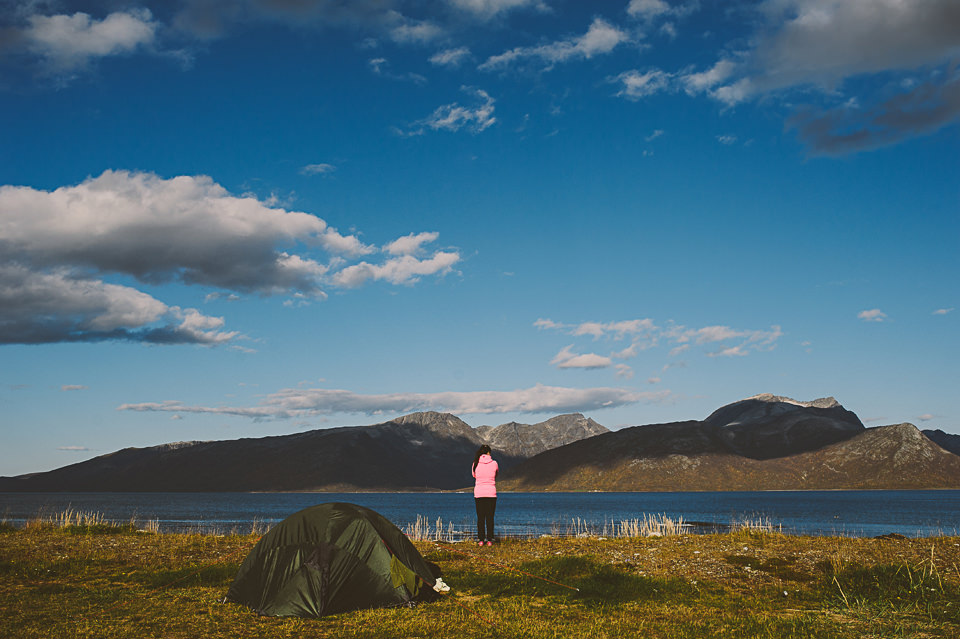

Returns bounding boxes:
[1,0,957,476]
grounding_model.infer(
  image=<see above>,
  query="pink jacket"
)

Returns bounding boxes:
[472,454,498,498]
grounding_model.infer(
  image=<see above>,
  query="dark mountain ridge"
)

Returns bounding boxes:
[503,396,960,491]
[0,411,607,492]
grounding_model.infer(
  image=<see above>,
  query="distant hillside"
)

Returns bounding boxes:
[0,411,606,492]
[503,396,960,491]
[923,429,960,457]
[4,396,959,492]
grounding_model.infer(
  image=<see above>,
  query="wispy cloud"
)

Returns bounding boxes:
[933,308,954,316]
[429,47,472,68]
[119,383,671,419]
[300,163,336,176]
[480,17,633,72]
[57,446,91,452]
[61,385,88,391]
[537,317,783,370]
[450,0,548,20]
[399,86,496,135]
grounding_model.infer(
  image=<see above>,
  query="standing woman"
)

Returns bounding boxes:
[472,445,498,546]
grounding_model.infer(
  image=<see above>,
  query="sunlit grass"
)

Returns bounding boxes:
[3,519,960,638]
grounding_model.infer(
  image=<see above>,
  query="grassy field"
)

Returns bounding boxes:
[3,519,960,638]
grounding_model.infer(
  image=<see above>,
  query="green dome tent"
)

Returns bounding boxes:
[226,502,442,617]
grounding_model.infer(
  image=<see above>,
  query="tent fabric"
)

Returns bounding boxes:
[226,502,439,617]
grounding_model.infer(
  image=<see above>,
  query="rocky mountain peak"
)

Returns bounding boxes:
[702,394,864,460]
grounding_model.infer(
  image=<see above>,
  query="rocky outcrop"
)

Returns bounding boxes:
[475,413,608,458]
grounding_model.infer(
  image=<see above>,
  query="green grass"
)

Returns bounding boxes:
[3,525,960,638]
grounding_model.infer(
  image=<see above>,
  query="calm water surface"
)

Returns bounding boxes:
[2,491,959,538]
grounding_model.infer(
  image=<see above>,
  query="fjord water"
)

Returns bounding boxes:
[2,490,959,538]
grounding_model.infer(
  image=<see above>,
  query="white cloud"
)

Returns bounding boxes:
[716,134,738,145]
[858,309,887,322]
[645,129,665,141]
[627,0,671,19]
[430,47,472,67]
[613,69,673,100]
[0,170,461,344]
[23,9,158,74]
[384,232,440,256]
[480,17,632,71]
[572,319,657,339]
[388,15,444,44]
[402,86,496,135]
[119,383,671,418]
[934,308,955,315]
[918,413,937,421]
[58,446,91,451]
[450,0,548,20]
[61,385,88,391]
[301,163,336,176]
[330,252,460,288]
[550,345,614,369]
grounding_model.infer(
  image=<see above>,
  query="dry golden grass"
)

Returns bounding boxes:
[2,520,960,638]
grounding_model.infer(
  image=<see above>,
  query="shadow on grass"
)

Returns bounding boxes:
[130,562,239,589]
[822,562,960,624]
[452,555,696,608]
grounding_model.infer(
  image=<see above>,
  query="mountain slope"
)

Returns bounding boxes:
[0,412,603,492]
[503,421,960,491]
[502,396,960,491]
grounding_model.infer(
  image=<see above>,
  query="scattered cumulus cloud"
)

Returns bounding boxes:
[0,171,460,345]
[384,232,441,256]
[119,383,671,419]
[917,413,937,421]
[858,309,887,322]
[20,9,158,77]
[716,135,738,145]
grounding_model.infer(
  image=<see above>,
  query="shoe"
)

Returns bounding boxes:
[485,541,492,546]
[433,578,450,593]
[478,541,484,547]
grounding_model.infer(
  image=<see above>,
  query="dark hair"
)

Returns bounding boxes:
[472,445,492,473]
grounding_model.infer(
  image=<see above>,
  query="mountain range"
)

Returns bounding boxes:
[2,394,958,492]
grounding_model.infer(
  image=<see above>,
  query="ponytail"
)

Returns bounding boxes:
[472,445,492,473]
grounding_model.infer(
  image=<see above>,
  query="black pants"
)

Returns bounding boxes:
[475,497,497,541]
